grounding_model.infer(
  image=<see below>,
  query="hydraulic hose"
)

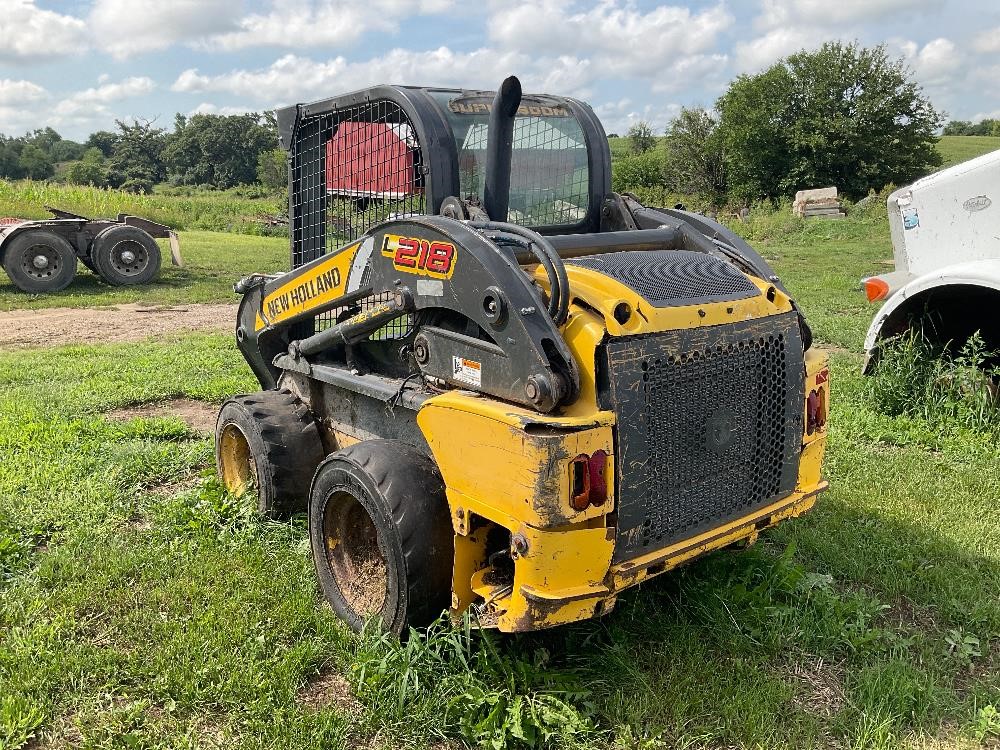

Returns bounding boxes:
[469,220,569,326]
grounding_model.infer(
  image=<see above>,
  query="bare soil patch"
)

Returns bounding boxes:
[106,397,218,433]
[0,302,236,349]
[785,656,846,717]
[297,672,363,716]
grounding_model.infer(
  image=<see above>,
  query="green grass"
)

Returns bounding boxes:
[0,230,288,311]
[936,136,1000,168]
[0,212,998,749]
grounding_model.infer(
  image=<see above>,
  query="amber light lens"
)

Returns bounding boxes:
[864,277,890,302]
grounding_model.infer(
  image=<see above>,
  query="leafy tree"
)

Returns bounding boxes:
[25,127,62,155]
[716,41,943,201]
[626,121,656,154]
[611,150,665,192]
[49,139,86,163]
[106,119,167,189]
[663,107,726,200]
[942,119,1000,136]
[65,148,107,186]
[163,113,277,188]
[0,136,25,179]
[943,120,974,136]
[85,130,119,158]
[18,144,53,179]
[256,148,286,191]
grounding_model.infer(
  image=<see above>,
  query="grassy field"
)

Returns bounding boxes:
[0,206,997,749]
[936,136,1000,168]
[0,231,288,311]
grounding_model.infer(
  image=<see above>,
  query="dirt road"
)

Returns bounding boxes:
[0,303,238,349]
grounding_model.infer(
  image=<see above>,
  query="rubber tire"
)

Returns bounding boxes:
[91,225,161,286]
[215,389,325,517]
[309,440,454,636]
[2,230,77,292]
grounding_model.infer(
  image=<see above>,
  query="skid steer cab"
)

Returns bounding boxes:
[215,77,829,634]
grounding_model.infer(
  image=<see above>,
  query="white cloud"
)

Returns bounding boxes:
[971,109,1000,122]
[204,0,455,51]
[595,97,681,135]
[0,78,48,103]
[170,47,579,104]
[0,1,87,63]
[189,103,252,117]
[737,0,947,74]
[908,38,961,87]
[733,27,825,72]
[973,27,1000,54]
[490,1,731,83]
[0,79,49,134]
[50,77,157,131]
[754,0,941,30]
[89,0,241,59]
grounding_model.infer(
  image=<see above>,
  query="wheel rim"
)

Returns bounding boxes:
[322,490,387,618]
[19,244,60,280]
[109,239,149,277]
[218,423,257,495]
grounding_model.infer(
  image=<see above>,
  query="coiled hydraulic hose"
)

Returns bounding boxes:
[468,221,569,327]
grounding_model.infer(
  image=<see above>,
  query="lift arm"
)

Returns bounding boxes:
[235,215,580,412]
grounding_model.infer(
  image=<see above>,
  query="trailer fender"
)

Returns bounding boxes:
[0,219,87,262]
[863,259,1000,372]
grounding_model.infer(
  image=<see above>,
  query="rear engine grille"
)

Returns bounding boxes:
[568,250,760,308]
[604,312,805,562]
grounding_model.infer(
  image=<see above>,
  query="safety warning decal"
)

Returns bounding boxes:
[452,356,482,387]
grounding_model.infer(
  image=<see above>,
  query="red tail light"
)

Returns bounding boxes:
[807,388,828,435]
[570,450,608,510]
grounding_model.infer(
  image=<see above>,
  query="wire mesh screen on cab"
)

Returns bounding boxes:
[290,98,424,336]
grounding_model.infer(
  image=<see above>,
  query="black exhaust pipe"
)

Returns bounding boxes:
[483,75,522,223]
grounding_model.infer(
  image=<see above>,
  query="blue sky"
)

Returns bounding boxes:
[1,0,998,141]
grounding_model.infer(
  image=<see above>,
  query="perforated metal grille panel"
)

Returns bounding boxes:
[569,250,761,308]
[604,312,804,562]
[291,99,422,336]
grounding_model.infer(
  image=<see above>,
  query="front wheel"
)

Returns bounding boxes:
[309,440,453,635]
[215,389,325,517]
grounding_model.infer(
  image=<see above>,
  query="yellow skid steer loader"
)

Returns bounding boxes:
[216,77,829,634]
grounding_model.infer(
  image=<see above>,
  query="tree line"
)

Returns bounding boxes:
[0,113,286,194]
[613,41,945,206]
[941,119,1000,137]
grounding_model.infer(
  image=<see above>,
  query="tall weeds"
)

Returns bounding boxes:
[867,328,1000,431]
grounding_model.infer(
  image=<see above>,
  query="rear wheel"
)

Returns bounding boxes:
[215,389,325,517]
[91,225,161,286]
[309,440,453,635]
[2,230,77,292]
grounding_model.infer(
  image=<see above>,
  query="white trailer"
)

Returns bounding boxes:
[863,148,1000,370]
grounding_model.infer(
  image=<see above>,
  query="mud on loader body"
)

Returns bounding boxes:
[216,77,830,634]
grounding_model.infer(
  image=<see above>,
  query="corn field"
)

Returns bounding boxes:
[0,181,286,236]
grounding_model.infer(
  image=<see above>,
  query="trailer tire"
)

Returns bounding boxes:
[309,440,453,636]
[2,229,77,292]
[215,389,325,518]
[91,225,161,286]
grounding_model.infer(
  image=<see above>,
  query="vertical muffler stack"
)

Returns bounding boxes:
[483,76,522,223]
